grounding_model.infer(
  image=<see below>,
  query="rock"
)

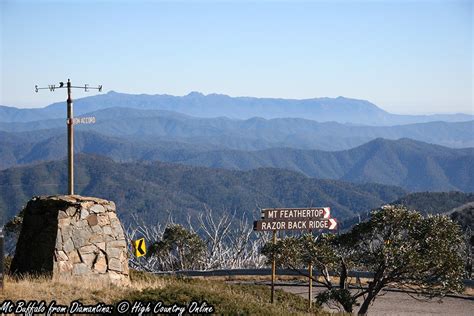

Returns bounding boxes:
[91,225,103,234]
[108,212,118,220]
[71,228,91,248]
[63,238,75,253]
[105,201,116,211]
[96,242,106,251]
[57,211,68,219]
[103,226,113,235]
[61,225,72,241]
[58,217,71,226]
[79,245,97,254]
[97,214,110,226]
[73,263,89,276]
[87,214,98,226]
[122,262,129,275]
[106,247,122,259]
[80,208,89,220]
[89,233,104,244]
[55,233,63,249]
[104,234,115,242]
[80,201,95,209]
[58,261,73,273]
[55,250,68,261]
[68,250,81,264]
[107,240,126,248]
[80,253,96,267]
[108,258,122,272]
[59,195,77,203]
[90,204,105,214]
[93,253,107,274]
[65,206,77,216]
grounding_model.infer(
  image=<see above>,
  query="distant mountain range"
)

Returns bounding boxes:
[1,130,472,192]
[0,154,407,225]
[1,106,473,151]
[1,91,472,125]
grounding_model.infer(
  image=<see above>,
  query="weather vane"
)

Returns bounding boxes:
[35,79,102,195]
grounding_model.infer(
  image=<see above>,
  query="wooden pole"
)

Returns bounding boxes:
[0,229,4,292]
[271,230,276,304]
[308,229,313,311]
[67,79,74,195]
[308,262,313,310]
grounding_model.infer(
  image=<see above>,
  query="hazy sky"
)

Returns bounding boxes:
[1,0,472,114]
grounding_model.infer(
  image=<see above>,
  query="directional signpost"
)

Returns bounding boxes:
[35,79,102,195]
[254,218,337,231]
[254,207,338,309]
[0,229,3,292]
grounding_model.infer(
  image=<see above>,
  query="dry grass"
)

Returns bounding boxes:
[0,274,165,304]
[0,272,327,315]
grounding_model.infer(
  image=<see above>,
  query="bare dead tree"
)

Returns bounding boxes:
[126,208,270,272]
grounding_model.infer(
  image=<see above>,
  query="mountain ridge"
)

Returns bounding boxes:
[0,154,407,226]
[1,132,472,192]
[1,106,472,150]
[1,91,472,125]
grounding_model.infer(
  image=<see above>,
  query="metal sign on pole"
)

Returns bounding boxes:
[308,229,313,311]
[270,231,277,304]
[261,207,330,220]
[132,238,147,257]
[254,218,337,231]
[35,79,102,195]
[0,229,4,292]
[308,261,313,310]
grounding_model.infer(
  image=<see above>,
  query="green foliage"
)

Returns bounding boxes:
[316,289,356,313]
[149,224,206,271]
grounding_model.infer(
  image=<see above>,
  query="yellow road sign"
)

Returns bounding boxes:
[133,238,146,257]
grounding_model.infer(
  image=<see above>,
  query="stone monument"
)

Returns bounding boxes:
[11,195,129,284]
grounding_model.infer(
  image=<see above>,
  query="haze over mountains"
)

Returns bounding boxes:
[1,106,473,150]
[1,91,472,125]
[1,92,472,225]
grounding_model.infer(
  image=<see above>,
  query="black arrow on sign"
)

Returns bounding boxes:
[137,239,145,255]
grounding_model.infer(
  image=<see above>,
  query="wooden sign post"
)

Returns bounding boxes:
[254,207,337,309]
[271,230,276,304]
[0,229,4,292]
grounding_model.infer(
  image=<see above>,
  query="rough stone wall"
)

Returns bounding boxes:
[11,195,129,284]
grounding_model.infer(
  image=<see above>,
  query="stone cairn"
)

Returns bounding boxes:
[11,195,129,284]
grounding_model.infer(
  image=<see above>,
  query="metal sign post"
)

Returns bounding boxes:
[271,230,277,304]
[308,229,313,311]
[308,261,313,310]
[0,229,4,292]
[35,79,102,195]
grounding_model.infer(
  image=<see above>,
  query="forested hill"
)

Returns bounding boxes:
[0,154,406,225]
[391,192,474,215]
[339,192,474,231]
[2,132,472,192]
